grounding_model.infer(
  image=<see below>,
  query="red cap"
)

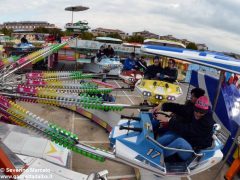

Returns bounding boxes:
[195,96,209,111]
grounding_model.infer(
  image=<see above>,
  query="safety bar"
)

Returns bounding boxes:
[119,125,142,132]
[120,115,141,121]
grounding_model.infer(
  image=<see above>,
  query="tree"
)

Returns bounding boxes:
[48,28,64,36]
[34,27,63,37]
[106,33,122,40]
[186,42,198,50]
[126,35,144,43]
[97,33,104,37]
[33,27,49,33]
[79,32,94,40]
[63,30,73,36]
[0,27,13,36]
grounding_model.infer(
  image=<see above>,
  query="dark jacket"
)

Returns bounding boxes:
[21,37,28,44]
[144,65,164,79]
[162,102,215,150]
[163,67,178,83]
[162,102,194,123]
[96,50,105,59]
[136,60,147,71]
[104,48,115,57]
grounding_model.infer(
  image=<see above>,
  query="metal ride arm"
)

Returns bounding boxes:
[0,95,114,161]
[0,91,154,112]
[0,38,77,82]
[103,103,154,110]
[0,95,168,177]
[24,74,131,90]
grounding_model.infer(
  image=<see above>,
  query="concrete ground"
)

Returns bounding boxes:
[17,80,235,180]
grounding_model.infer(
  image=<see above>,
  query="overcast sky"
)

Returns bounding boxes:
[0,0,239,54]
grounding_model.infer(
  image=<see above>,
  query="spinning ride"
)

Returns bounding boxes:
[0,38,226,179]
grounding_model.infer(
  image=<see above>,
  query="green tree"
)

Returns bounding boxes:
[34,27,63,36]
[126,35,144,43]
[79,32,94,40]
[97,33,104,37]
[63,30,73,36]
[48,28,64,36]
[0,27,13,36]
[33,27,49,33]
[106,33,122,40]
[186,42,198,50]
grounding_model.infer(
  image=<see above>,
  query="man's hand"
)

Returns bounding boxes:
[149,103,162,113]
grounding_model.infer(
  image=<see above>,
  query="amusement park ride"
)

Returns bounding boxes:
[64,5,90,33]
[81,37,123,76]
[82,55,123,76]
[0,37,240,179]
[65,20,90,33]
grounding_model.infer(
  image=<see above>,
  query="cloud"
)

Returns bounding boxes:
[0,0,239,54]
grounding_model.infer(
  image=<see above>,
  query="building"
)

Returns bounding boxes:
[160,35,191,46]
[196,43,208,51]
[132,30,159,39]
[0,21,57,31]
[180,39,192,46]
[159,35,209,50]
[159,35,191,45]
[91,27,127,39]
[159,35,178,41]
